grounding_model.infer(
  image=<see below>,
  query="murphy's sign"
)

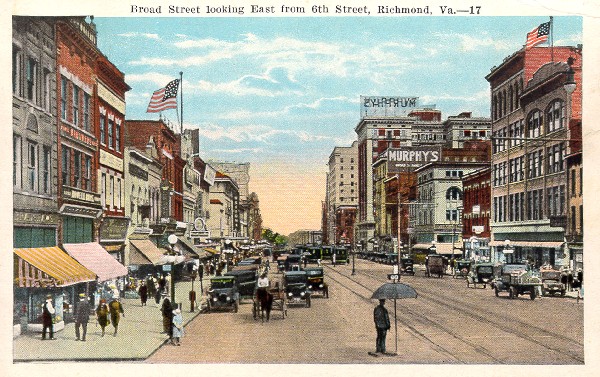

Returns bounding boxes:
[361,96,419,117]
[385,146,441,171]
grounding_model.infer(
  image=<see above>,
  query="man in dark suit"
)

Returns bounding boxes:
[41,294,55,340]
[373,299,391,354]
[74,293,91,341]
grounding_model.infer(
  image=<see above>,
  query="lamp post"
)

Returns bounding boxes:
[352,242,358,275]
[167,234,178,305]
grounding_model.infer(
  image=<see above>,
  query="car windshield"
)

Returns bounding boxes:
[477,266,493,274]
[503,264,528,273]
[210,279,234,289]
[306,269,323,277]
[286,275,306,284]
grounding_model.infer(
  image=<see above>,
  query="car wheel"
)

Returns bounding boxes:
[306,297,311,308]
[233,301,239,313]
[530,289,536,300]
[494,286,499,297]
[509,287,515,299]
[561,290,566,297]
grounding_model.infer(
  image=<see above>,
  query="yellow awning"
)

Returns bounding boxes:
[203,248,219,254]
[14,247,96,288]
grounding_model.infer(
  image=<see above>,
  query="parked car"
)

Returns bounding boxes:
[223,269,258,300]
[540,269,566,296]
[400,257,415,275]
[466,262,495,288]
[206,276,240,312]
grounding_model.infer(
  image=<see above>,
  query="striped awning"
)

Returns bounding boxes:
[489,241,564,248]
[176,236,199,258]
[14,247,96,288]
[204,248,219,254]
[129,239,167,265]
[63,243,128,282]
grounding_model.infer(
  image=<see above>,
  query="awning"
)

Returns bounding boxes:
[204,248,219,255]
[176,236,199,258]
[412,244,436,250]
[130,239,168,265]
[63,243,128,282]
[433,243,463,255]
[489,241,564,248]
[14,247,96,288]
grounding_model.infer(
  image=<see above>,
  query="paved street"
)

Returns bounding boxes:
[147,259,584,364]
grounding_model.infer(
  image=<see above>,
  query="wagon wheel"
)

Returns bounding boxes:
[509,286,516,299]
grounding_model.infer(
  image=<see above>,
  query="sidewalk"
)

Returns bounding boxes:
[13,277,209,362]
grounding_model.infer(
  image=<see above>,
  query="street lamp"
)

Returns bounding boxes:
[352,242,358,275]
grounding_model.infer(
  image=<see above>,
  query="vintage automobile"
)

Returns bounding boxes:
[454,259,472,278]
[305,267,329,298]
[400,257,415,275]
[277,254,288,273]
[385,253,398,265]
[283,270,311,307]
[426,254,446,278]
[285,254,303,271]
[466,262,496,288]
[540,269,566,296]
[334,246,349,264]
[237,256,262,266]
[223,269,258,301]
[206,276,240,313]
[493,263,542,300]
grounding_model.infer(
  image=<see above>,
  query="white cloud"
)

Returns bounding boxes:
[118,32,160,40]
[125,72,177,86]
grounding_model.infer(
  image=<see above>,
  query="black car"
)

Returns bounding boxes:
[305,267,328,298]
[224,269,258,300]
[401,257,415,275]
[283,271,311,307]
[285,254,303,271]
[206,276,239,312]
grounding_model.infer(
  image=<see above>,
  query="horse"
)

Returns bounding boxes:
[256,288,273,322]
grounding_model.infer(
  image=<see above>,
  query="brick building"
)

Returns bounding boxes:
[462,167,492,260]
[485,46,582,267]
[124,119,182,222]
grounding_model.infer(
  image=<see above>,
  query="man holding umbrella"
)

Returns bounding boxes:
[373,299,391,354]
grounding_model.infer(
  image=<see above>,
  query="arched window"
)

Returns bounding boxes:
[546,100,565,133]
[527,110,543,138]
[446,187,462,200]
[508,85,514,113]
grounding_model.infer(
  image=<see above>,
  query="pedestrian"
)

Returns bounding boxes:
[171,306,184,346]
[154,281,161,306]
[41,294,55,340]
[161,297,174,341]
[108,297,124,336]
[332,253,337,266]
[373,299,391,354]
[95,298,110,337]
[74,293,90,341]
[317,258,322,267]
[138,281,148,306]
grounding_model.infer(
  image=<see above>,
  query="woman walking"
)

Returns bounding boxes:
[161,298,174,341]
[95,299,110,337]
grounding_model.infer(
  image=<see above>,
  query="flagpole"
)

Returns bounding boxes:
[550,16,554,62]
[179,71,184,136]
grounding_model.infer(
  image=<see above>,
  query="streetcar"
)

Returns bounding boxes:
[334,246,349,264]
[321,245,333,261]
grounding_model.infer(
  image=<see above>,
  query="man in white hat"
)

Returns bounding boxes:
[74,293,91,341]
[41,294,55,340]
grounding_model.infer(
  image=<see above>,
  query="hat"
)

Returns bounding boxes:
[79,293,86,298]
[46,294,52,299]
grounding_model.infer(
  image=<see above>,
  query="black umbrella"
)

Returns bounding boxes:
[371,281,417,356]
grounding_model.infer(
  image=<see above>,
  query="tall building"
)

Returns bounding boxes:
[485,46,582,267]
[326,141,358,245]
[355,97,447,251]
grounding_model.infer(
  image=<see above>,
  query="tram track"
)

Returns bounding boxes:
[323,263,584,364]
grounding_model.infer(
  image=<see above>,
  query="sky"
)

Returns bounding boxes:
[92,16,582,235]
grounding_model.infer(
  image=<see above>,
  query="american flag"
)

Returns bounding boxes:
[146,79,179,113]
[526,21,550,49]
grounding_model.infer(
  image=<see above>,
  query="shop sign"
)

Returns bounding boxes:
[549,216,567,228]
[472,205,480,215]
[100,217,130,242]
[100,150,123,172]
[63,186,101,205]
[204,164,216,186]
[385,146,441,171]
[361,96,419,117]
[60,124,98,147]
[472,225,484,234]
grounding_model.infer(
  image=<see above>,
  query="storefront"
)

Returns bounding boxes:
[13,247,96,332]
[490,241,565,267]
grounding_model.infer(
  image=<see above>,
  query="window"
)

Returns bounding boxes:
[44,69,51,112]
[61,146,70,186]
[73,150,81,188]
[83,155,91,191]
[108,119,114,149]
[12,46,21,96]
[13,135,22,188]
[42,146,50,194]
[61,76,68,120]
[72,85,80,126]
[571,169,576,197]
[464,130,471,137]
[109,176,114,208]
[446,187,462,200]
[101,173,106,207]
[26,57,37,103]
[546,100,565,133]
[116,178,122,209]
[115,121,121,151]
[83,92,91,131]
[446,210,459,222]
[27,141,37,192]
[527,110,542,138]
[100,114,106,145]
